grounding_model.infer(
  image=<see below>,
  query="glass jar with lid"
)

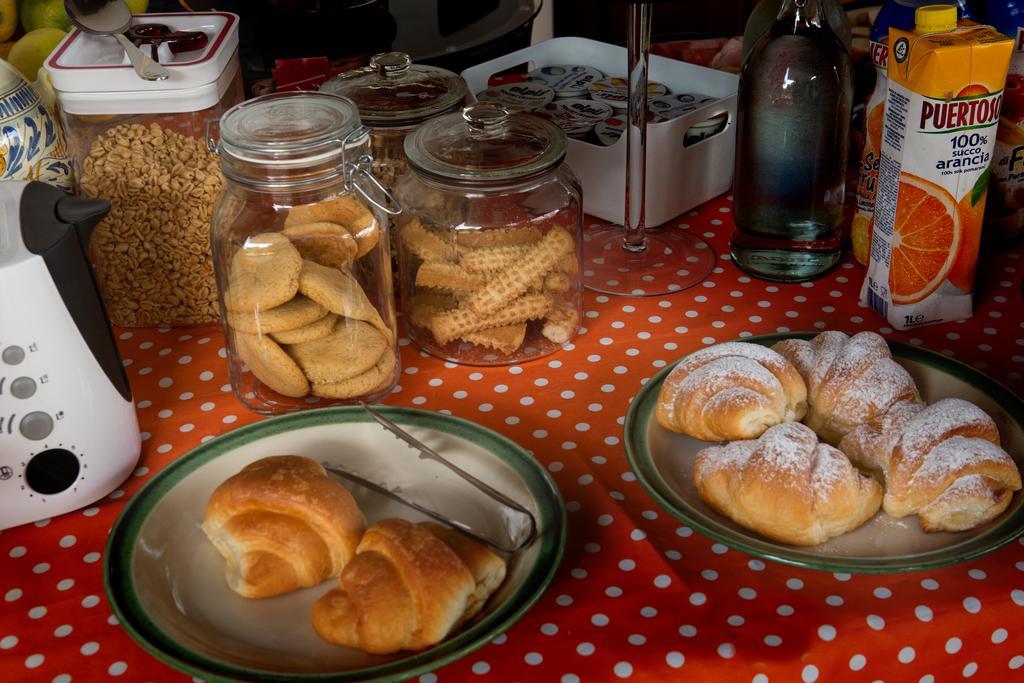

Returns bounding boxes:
[394,102,583,365]
[319,52,467,191]
[209,91,400,414]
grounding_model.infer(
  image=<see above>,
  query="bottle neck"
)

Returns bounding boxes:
[778,0,827,30]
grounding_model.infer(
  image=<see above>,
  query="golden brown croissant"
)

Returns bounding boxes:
[202,456,366,599]
[656,341,807,441]
[694,422,883,545]
[839,398,1022,532]
[311,518,506,654]
[772,331,921,445]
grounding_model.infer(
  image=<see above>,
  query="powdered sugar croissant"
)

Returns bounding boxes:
[694,422,883,545]
[773,331,921,445]
[839,398,1022,532]
[656,342,807,441]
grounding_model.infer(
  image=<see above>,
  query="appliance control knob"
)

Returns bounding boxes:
[2,346,25,365]
[19,412,54,441]
[10,377,36,399]
[25,449,80,495]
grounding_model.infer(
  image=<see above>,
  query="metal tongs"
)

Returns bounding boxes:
[322,404,539,554]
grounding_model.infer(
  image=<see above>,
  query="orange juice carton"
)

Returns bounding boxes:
[863,6,1013,330]
[852,39,890,265]
[852,2,973,265]
[985,10,1024,240]
[852,39,891,265]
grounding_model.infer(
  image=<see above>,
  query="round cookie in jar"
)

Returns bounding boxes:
[395,102,583,365]
[320,52,467,192]
[209,92,400,414]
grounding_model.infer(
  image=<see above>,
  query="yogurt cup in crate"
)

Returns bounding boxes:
[462,37,738,228]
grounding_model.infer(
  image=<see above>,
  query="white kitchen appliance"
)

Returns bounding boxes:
[0,180,140,529]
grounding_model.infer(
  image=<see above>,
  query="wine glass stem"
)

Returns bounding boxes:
[623,1,652,254]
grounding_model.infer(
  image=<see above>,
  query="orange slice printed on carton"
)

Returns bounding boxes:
[948,186,988,292]
[852,102,886,266]
[867,101,885,152]
[888,173,962,305]
[851,214,872,265]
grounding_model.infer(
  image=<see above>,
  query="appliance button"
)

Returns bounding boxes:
[19,412,54,440]
[25,449,80,495]
[10,377,36,399]
[2,346,25,365]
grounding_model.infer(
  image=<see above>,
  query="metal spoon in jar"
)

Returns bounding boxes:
[64,0,170,81]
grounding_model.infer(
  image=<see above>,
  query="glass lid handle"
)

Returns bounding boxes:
[370,52,412,78]
[463,102,510,138]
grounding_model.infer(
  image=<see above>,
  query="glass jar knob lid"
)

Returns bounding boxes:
[370,52,411,78]
[320,52,467,126]
[404,102,567,183]
[463,102,510,133]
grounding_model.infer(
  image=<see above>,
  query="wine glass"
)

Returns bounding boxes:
[583,1,715,296]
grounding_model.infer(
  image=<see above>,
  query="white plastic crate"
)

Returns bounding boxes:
[461,37,738,227]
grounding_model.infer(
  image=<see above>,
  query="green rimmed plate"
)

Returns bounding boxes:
[105,406,566,682]
[625,332,1024,573]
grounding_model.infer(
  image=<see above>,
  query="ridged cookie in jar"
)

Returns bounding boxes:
[395,102,584,365]
[209,92,400,414]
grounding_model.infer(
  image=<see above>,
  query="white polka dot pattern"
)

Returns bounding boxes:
[1,199,1023,681]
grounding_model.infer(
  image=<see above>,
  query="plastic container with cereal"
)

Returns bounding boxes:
[394,102,583,365]
[208,92,400,414]
[45,12,243,327]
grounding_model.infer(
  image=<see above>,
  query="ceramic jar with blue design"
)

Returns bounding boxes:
[0,63,72,191]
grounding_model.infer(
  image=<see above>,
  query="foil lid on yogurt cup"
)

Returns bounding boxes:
[527,64,605,98]
[534,97,614,137]
[587,77,669,110]
[593,111,667,146]
[475,82,555,111]
[648,93,717,120]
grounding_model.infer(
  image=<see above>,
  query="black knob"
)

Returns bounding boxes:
[25,449,81,495]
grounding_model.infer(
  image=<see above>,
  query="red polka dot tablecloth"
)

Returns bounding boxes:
[3,194,1024,683]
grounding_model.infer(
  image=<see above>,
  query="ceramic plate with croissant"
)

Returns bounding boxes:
[104,407,564,682]
[627,331,1024,572]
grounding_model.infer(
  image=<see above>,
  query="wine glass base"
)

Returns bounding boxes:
[582,227,716,296]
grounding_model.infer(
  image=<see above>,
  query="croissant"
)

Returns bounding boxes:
[656,342,808,441]
[839,398,1022,532]
[772,331,921,445]
[312,519,507,654]
[694,422,883,546]
[202,456,366,599]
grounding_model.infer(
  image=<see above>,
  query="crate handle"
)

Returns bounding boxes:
[682,110,731,148]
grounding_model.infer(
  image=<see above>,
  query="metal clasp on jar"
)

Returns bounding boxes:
[342,125,402,216]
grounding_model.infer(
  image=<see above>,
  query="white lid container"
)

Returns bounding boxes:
[45,12,240,115]
[463,37,738,228]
